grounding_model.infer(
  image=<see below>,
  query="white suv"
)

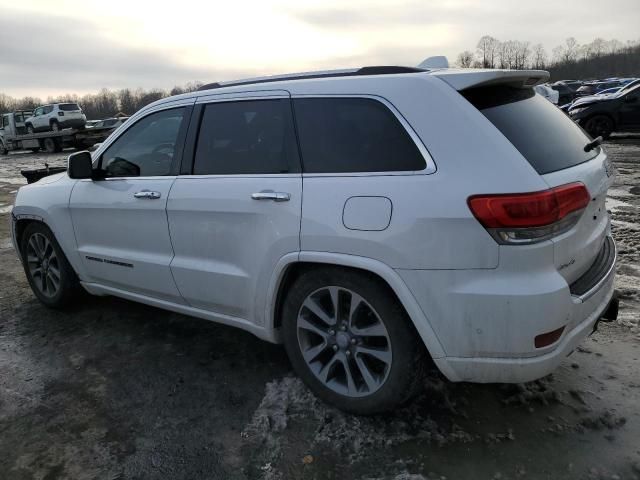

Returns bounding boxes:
[24,103,87,133]
[11,66,617,413]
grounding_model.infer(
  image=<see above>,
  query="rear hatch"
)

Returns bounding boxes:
[59,103,84,119]
[440,72,613,286]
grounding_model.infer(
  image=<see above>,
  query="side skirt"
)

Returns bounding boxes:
[80,282,278,343]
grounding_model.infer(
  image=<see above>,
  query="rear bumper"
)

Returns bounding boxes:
[398,236,617,383]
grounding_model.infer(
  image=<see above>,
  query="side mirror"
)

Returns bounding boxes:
[68,151,93,179]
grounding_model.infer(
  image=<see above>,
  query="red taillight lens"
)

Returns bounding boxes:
[468,183,590,245]
[468,183,590,228]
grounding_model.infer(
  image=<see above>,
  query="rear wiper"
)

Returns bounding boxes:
[584,136,603,152]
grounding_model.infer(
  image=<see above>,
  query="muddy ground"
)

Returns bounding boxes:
[0,139,639,480]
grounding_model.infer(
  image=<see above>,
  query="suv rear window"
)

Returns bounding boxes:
[462,86,598,175]
[59,103,80,111]
[293,98,426,173]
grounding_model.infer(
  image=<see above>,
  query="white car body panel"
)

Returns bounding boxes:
[11,68,616,385]
[167,174,302,323]
[69,177,184,304]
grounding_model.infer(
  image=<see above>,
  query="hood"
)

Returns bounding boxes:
[569,94,612,110]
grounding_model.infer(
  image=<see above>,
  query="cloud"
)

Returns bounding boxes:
[0,9,249,97]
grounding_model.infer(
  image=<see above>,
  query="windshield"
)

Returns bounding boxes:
[613,81,640,98]
[463,86,599,174]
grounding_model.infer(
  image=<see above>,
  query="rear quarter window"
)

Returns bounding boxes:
[462,86,598,175]
[293,97,426,173]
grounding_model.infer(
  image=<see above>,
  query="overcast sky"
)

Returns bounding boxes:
[1,0,639,98]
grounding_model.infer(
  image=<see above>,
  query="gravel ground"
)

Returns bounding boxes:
[0,138,639,480]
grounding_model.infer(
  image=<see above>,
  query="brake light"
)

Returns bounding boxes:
[468,183,590,244]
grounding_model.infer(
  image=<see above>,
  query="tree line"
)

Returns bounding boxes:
[457,36,640,80]
[2,36,639,119]
[0,82,203,120]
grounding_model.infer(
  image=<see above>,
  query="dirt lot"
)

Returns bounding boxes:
[1,140,639,480]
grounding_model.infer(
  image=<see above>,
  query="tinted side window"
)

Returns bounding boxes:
[101,108,185,177]
[193,99,299,175]
[43,106,53,114]
[293,98,426,173]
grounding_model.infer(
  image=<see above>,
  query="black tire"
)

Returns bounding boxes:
[0,142,7,155]
[282,267,425,414]
[50,120,60,132]
[26,124,34,134]
[584,115,614,139]
[20,222,80,309]
[43,137,57,153]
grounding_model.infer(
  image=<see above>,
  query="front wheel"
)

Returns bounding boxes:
[584,115,614,139]
[282,267,425,414]
[20,223,80,308]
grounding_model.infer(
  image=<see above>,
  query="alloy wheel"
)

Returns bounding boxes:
[25,233,61,298]
[296,286,392,397]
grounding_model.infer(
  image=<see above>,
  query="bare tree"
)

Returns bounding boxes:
[562,37,579,63]
[531,43,547,69]
[476,35,499,68]
[457,50,475,68]
[590,38,606,57]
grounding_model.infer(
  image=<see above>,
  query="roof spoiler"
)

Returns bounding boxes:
[417,56,449,69]
[432,69,550,90]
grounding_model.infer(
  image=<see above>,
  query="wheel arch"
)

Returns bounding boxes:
[266,251,446,360]
[584,111,617,129]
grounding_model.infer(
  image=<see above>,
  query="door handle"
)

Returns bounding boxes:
[251,190,291,202]
[134,190,161,199]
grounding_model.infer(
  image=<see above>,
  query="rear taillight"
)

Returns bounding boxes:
[468,182,590,245]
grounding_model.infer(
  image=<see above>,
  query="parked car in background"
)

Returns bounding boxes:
[85,120,101,128]
[24,103,87,133]
[596,87,622,96]
[88,117,129,130]
[551,81,578,105]
[534,84,559,104]
[569,82,640,138]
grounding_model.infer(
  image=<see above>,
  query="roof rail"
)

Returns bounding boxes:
[197,66,426,91]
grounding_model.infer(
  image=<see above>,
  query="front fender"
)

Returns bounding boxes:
[12,178,87,280]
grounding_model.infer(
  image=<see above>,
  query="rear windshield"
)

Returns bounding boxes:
[462,86,598,175]
[59,103,80,111]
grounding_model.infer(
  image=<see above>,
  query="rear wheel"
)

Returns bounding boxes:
[584,115,614,139]
[43,137,59,153]
[282,267,425,414]
[20,223,80,308]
